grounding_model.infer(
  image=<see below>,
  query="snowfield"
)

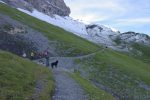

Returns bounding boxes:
[18,8,88,36]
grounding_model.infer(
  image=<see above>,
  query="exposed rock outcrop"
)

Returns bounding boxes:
[0,14,58,57]
[2,0,70,16]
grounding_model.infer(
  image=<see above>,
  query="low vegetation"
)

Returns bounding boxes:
[131,43,150,64]
[70,73,115,100]
[0,51,54,100]
[76,48,150,99]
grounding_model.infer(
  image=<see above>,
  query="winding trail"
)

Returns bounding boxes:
[49,49,104,69]
[49,49,105,100]
[35,49,105,100]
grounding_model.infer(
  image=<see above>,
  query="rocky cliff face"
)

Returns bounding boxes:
[0,14,58,57]
[86,24,118,46]
[2,0,70,16]
[85,24,150,53]
[116,32,150,45]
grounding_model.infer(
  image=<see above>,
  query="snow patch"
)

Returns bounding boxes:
[17,8,88,36]
[103,25,119,33]
[0,0,6,4]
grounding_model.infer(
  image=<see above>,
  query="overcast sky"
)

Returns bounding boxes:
[64,0,150,35]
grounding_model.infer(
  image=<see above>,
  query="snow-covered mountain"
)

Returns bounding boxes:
[18,8,86,34]
[17,7,150,52]
[112,32,150,45]
[1,0,150,52]
[0,0,120,47]
[86,24,119,46]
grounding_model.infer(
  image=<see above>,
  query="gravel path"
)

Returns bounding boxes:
[52,68,88,100]
[34,49,105,100]
[48,49,104,69]
[31,74,47,100]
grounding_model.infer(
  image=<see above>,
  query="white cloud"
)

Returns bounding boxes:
[64,0,126,23]
[73,14,109,23]
[64,0,150,34]
[116,18,150,25]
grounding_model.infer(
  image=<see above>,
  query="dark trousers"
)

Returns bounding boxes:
[46,57,49,67]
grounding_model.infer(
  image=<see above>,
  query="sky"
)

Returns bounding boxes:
[64,0,150,35]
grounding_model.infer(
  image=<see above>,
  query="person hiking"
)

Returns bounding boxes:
[30,51,34,60]
[44,50,50,67]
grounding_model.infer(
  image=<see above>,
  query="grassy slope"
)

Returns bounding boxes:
[0,51,54,100]
[70,73,115,100]
[96,49,150,84]
[131,43,150,64]
[77,48,150,99]
[0,3,99,56]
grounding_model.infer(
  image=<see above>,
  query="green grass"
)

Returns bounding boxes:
[95,49,150,84]
[77,48,150,99]
[131,43,150,64]
[0,51,54,100]
[39,73,55,100]
[70,73,116,100]
[0,3,99,56]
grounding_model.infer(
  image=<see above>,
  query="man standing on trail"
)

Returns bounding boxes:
[44,50,50,67]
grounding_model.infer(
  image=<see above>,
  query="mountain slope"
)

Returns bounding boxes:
[0,3,100,56]
[3,0,149,61]
[130,43,150,64]
[17,8,150,62]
